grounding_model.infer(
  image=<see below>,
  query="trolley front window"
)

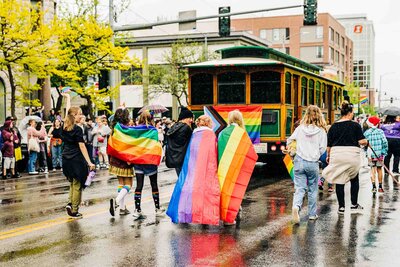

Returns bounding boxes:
[190,73,213,105]
[218,72,246,104]
[250,71,281,104]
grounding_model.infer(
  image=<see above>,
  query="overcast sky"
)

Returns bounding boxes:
[115,0,400,102]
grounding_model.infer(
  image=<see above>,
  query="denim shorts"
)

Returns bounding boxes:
[133,164,158,176]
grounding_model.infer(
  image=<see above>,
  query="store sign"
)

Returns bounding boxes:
[354,25,363,33]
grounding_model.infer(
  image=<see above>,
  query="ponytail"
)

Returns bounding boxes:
[64,106,81,131]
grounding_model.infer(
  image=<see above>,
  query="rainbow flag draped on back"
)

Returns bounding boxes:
[204,105,262,144]
[107,123,162,165]
[218,125,258,223]
[283,154,294,180]
[166,127,220,225]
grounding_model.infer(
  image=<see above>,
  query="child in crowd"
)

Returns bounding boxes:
[364,116,388,193]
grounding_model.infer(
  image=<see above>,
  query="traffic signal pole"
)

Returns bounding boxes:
[113,5,304,32]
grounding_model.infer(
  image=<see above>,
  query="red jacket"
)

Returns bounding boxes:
[1,121,19,158]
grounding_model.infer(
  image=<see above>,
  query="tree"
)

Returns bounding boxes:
[0,0,57,117]
[149,40,216,106]
[344,81,361,104]
[52,11,137,116]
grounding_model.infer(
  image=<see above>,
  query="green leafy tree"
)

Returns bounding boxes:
[344,81,361,104]
[0,0,57,117]
[52,11,137,116]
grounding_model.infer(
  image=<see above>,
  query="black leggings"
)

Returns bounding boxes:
[336,175,359,208]
[135,173,159,193]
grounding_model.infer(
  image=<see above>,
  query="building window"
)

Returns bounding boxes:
[273,29,280,41]
[260,29,267,39]
[341,54,345,67]
[121,67,142,85]
[330,47,334,61]
[316,26,323,39]
[285,47,290,54]
[308,79,315,105]
[250,71,281,104]
[285,28,290,40]
[301,77,308,106]
[341,37,345,48]
[285,72,292,104]
[335,51,339,64]
[316,46,323,58]
[329,27,334,42]
[191,73,213,105]
[218,72,246,104]
[335,32,340,46]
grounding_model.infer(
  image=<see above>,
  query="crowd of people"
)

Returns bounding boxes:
[289,101,400,224]
[2,98,400,225]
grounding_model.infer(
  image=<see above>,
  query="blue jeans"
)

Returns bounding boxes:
[28,151,38,173]
[293,156,319,217]
[52,146,62,168]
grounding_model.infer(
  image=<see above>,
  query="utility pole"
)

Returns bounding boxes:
[109,0,119,111]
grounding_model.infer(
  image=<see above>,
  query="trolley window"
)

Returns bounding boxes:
[301,77,308,106]
[190,73,213,105]
[250,71,281,104]
[218,72,246,104]
[322,83,326,109]
[285,72,292,104]
[308,79,315,105]
[316,81,321,107]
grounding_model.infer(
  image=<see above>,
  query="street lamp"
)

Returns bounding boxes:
[193,27,208,60]
[281,31,309,53]
[378,72,395,109]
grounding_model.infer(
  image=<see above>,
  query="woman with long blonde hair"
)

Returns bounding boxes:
[62,93,95,218]
[287,105,327,224]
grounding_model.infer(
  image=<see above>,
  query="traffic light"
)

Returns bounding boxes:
[304,0,318,25]
[390,97,394,104]
[219,6,230,37]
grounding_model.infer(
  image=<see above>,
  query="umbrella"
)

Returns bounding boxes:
[138,104,168,114]
[381,106,400,116]
[18,115,42,144]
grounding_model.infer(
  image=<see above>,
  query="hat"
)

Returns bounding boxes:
[5,116,15,121]
[178,107,194,121]
[366,116,380,128]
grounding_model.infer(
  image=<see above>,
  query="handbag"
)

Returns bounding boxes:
[15,147,22,161]
[28,132,40,152]
[51,138,62,147]
[97,135,105,143]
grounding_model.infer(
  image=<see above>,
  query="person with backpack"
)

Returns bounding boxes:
[165,107,194,176]
[364,116,388,193]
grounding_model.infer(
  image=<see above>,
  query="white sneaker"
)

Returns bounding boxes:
[132,210,144,219]
[155,208,165,217]
[309,215,319,221]
[223,220,236,226]
[44,168,48,174]
[29,171,39,175]
[292,206,300,224]
[52,169,56,172]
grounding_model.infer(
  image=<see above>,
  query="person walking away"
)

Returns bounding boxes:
[108,107,135,216]
[132,111,163,219]
[165,107,194,176]
[167,115,220,225]
[27,119,46,175]
[322,101,368,215]
[62,93,95,218]
[1,120,19,179]
[48,119,63,171]
[364,116,388,193]
[218,110,258,226]
[36,122,49,174]
[381,115,400,177]
[85,118,95,164]
[318,125,334,192]
[287,105,327,224]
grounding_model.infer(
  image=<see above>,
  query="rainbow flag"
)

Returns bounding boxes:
[218,125,258,223]
[166,127,220,225]
[360,96,368,105]
[204,106,262,144]
[283,154,294,180]
[107,123,162,165]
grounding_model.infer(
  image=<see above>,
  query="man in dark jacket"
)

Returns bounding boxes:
[166,107,194,176]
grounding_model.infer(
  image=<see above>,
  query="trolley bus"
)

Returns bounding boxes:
[185,46,344,163]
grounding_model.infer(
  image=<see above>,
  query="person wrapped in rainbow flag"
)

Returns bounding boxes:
[166,115,220,225]
[107,110,164,219]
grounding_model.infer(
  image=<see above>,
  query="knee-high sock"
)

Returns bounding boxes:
[152,191,160,209]
[116,185,130,208]
[134,192,142,212]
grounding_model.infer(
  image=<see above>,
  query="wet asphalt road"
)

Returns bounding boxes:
[1,163,400,266]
